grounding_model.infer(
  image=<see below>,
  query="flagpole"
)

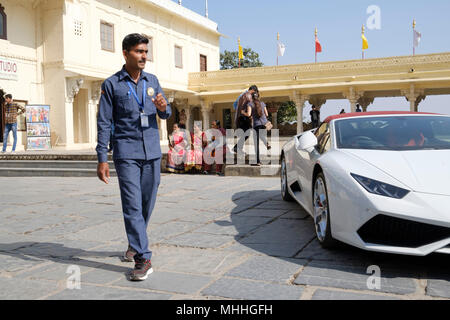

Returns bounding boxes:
[238,37,241,68]
[413,19,416,56]
[315,28,318,63]
[277,32,279,66]
[362,25,365,60]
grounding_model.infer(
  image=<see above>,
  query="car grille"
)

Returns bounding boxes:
[357,215,450,248]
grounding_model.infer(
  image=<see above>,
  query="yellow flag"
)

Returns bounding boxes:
[362,34,369,50]
[238,44,244,60]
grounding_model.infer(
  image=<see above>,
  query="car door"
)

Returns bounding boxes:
[283,137,299,187]
[294,123,330,210]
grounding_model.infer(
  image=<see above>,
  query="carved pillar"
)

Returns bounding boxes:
[272,112,278,129]
[160,118,168,143]
[266,102,280,130]
[402,85,426,112]
[358,95,375,112]
[343,87,362,113]
[184,105,192,132]
[308,96,327,110]
[64,77,84,147]
[89,80,102,145]
[200,99,212,130]
[290,91,309,134]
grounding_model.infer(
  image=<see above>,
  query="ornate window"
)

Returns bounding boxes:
[174,45,183,69]
[143,35,153,62]
[200,54,207,71]
[0,4,6,40]
[100,21,114,52]
[74,20,83,37]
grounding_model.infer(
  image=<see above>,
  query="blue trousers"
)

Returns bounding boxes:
[2,123,18,152]
[114,158,161,261]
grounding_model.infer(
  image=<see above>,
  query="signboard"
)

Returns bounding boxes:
[0,57,18,81]
[25,105,51,150]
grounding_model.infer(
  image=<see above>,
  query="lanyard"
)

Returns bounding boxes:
[126,79,146,112]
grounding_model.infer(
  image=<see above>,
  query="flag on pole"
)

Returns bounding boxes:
[315,37,322,53]
[413,29,422,48]
[362,34,369,50]
[238,38,243,60]
[314,28,322,63]
[238,37,243,68]
[361,25,368,60]
[315,29,322,53]
[277,32,285,66]
[277,41,286,57]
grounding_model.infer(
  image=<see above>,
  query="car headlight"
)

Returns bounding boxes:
[350,173,410,199]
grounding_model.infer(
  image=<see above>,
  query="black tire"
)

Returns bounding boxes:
[313,172,337,248]
[281,155,294,202]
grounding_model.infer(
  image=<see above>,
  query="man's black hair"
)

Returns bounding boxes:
[249,85,259,92]
[5,94,12,99]
[122,33,149,51]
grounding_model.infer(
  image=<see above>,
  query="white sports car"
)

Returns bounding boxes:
[280,111,450,256]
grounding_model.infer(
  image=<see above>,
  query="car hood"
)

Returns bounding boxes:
[341,149,450,196]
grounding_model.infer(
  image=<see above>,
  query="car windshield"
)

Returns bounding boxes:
[335,116,450,150]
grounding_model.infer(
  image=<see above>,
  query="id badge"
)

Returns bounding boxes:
[140,113,149,128]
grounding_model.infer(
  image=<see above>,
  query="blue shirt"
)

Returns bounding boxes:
[96,66,172,163]
[233,92,245,110]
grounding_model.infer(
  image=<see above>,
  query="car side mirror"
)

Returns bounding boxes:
[296,131,318,153]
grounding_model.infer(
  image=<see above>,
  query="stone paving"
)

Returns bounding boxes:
[0,174,448,300]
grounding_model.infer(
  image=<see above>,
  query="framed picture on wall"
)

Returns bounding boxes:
[26,105,50,124]
[25,104,51,150]
[27,123,50,137]
[27,137,51,150]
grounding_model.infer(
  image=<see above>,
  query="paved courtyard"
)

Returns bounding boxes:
[0,174,448,300]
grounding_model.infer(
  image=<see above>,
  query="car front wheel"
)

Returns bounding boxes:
[313,172,337,248]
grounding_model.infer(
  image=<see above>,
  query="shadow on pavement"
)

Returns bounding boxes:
[225,189,450,294]
[0,242,130,275]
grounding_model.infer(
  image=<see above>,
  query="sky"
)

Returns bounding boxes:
[174,0,450,119]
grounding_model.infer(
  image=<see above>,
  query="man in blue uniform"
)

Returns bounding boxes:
[96,33,171,281]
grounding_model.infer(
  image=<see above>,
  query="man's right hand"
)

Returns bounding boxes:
[97,162,110,184]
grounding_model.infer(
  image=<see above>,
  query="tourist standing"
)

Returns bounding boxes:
[310,105,320,129]
[2,94,25,153]
[251,92,269,166]
[233,85,258,153]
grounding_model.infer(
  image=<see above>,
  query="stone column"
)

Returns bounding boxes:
[200,99,212,130]
[184,103,192,132]
[402,85,426,112]
[160,118,168,143]
[308,96,327,110]
[64,77,84,148]
[358,95,375,112]
[89,81,102,146]
[290,91,309,134]
[343,87,362,113]
[272,112,278,129]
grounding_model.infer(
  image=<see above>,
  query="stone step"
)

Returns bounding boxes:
[0,153,281,177]
[224,164,281,177]
[0,153,105,161]
[0,165,279,178]
[0,160,115,169]
[0,167,117,177]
